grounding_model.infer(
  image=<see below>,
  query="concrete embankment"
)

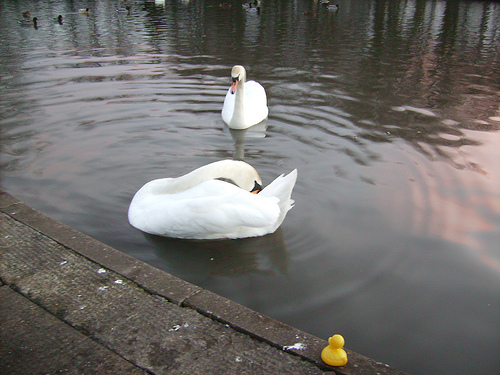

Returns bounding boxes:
[0,189,408,374]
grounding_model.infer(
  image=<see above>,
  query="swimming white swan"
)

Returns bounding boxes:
[221,65,268,129]
[128,160,297,239]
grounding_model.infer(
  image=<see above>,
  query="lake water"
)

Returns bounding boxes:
[1,0,499,373]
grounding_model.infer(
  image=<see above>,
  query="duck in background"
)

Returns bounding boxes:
[321,1,339,11]
[243,0,262,13]
[117,5,132,15]
[19,16,38,29]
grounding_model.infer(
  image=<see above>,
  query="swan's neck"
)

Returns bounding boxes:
[231,80,246,124]
[146,160,259,195]
[154,172,210,194]
[144,170,210,196]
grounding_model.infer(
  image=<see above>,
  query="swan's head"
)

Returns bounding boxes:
[236,173,262,193]
[200,160,262,193]
[222,159,262,193]
[216,177,262,193]
[230,65,246,94]
[250,180,263,193]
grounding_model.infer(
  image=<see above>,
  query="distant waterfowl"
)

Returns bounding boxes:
[321,1,339,11]
[128,160,297,239]
[19,17,38,28]
[243,0,261,13]
[79,8,90,14]
[22,11,31,19]
[222,65,269,130]
[57,15,63,24]
[116,5,131,14]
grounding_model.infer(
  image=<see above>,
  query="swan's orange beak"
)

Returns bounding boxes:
[251,181,263,194]
[230,77,239,94]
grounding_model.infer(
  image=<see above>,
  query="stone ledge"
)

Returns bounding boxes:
[0,189,408,375]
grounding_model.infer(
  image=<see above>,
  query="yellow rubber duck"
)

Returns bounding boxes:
[321,334,348,367]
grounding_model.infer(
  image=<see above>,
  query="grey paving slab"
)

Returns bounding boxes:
[0,191,201,305]
[0,286,148,375]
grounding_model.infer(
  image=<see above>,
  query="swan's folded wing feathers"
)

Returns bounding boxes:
[246,81,267,102]
[260,169,297,198]
[130,181,281,238]
[186,193,280,231]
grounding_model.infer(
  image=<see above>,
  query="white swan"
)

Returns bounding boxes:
[128,160,297,240]
[221,65,268,129]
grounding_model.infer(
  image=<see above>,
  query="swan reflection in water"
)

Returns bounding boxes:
[226,118,268,160]
[144,227,290,278]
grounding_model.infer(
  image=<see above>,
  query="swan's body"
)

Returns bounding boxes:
[128,160,297,239]
[222,65,268,130]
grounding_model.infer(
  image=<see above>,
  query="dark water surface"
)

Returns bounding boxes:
[1,1,499,373]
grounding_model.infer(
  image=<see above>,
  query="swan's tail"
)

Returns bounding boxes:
[260,169,298,230]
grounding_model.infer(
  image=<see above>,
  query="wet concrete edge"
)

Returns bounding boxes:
[0,189,409,375]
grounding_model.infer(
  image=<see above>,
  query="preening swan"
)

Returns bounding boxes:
[222,65,268,130]
[128,160,297,240]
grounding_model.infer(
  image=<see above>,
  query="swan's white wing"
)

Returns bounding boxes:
[260,169,297,230]
[129,180,280,239]
[260,169,297,201]
[245,81,267,108]
[245,80,268,124]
